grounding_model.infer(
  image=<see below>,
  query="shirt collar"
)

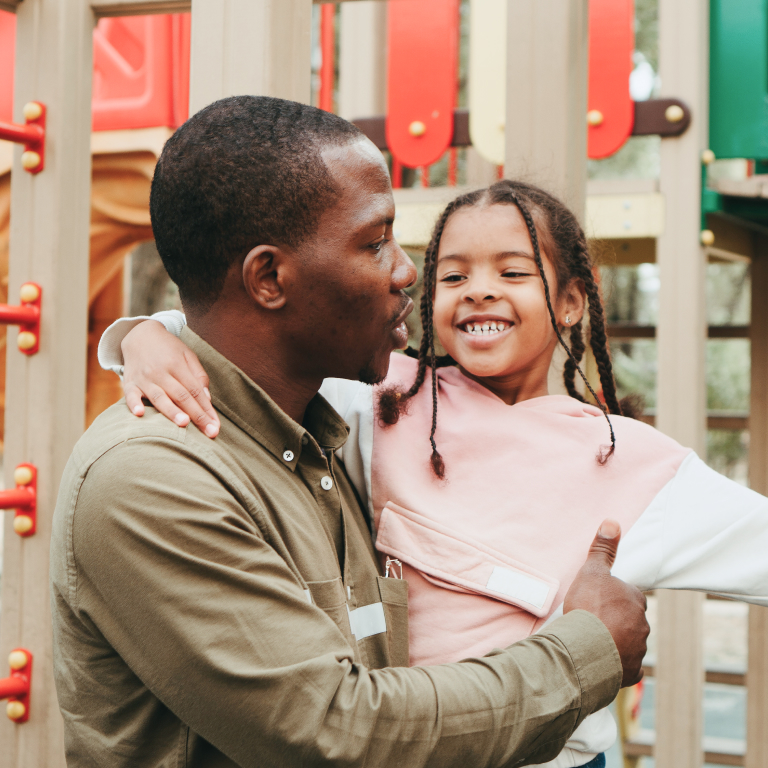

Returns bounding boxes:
[181,328,349,471]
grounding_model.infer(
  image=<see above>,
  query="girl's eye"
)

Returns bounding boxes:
[502,270,531,278]
[439,274,466,283]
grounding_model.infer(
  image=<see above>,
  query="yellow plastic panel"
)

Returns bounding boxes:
[468,0,506,165]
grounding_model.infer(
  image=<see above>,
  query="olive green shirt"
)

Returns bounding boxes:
[50,328,621,768]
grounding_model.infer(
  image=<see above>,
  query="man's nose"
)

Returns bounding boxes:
[392,243,418,291]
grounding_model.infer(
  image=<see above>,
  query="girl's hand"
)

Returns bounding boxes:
[121,320,220,438]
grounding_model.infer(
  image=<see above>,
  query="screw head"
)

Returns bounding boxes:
[587,109,604,126]
[19,283,40,303]
[701,229,715,246]
[23,102,43,121]
[665,104,685,123]
[17,331,37,351]
[701,149,716,165]
[14,465,33,486]
[408,120,427,137]
[7,701,26,721]
[8,651,27,670]
[21,151,42,171]
[14,515,34,536]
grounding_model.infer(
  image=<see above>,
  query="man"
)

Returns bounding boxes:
[51,96,648,767]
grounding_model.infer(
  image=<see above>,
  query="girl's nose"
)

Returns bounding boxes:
[463,280,500,304]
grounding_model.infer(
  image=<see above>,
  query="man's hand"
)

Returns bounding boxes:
[564,520,649,688]
[121,320,220,438]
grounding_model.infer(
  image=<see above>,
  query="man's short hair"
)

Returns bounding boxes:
[150,95,363,311]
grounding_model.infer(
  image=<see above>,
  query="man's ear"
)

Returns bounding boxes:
[242,245,292,310]
[561,277,587,326]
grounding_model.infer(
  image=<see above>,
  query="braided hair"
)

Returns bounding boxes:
[379,179,636,478]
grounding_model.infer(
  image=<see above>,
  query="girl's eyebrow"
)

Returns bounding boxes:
[438,250,535,263]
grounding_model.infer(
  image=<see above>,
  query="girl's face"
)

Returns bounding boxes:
[433,203,585,402]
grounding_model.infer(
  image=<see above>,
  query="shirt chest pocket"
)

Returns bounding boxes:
[305,575,410,669]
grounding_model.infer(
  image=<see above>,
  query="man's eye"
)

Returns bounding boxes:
[371,239,388,252]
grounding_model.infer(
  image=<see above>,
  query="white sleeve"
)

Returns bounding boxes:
[97,310,187,375]
[319,379,375,528]
[613,452,768,605]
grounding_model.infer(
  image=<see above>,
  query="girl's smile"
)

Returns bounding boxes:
[433,203,585,404]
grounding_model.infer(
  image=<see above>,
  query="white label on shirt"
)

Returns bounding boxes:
[486,566,550,610]
[347,602,387,641]
[304,589,313,605]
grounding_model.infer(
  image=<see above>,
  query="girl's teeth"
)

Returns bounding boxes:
[463,321,508,335]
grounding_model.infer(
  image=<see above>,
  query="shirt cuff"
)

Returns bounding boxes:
[537,609,622,719]
[97,310,188,375]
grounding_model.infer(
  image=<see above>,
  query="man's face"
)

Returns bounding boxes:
[286,138,417,384]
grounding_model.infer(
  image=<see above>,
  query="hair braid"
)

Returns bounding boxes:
[563,320,587,402]
[504,192,617,462]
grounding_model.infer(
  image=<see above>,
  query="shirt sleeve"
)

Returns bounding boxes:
[613,451,768,604]
[66,437,621,768]
[97,310,187,374]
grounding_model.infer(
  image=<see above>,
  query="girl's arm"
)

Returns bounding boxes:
[613,452,768,604]
[99,314,376,514]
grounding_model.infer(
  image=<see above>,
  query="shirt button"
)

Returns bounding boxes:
[282,450,294,462]
[320,476,333,491]
[301,435,309,445]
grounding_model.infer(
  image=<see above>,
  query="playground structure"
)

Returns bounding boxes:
[0,0,766,766]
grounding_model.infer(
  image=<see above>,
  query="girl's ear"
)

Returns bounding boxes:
[561,277,586,326]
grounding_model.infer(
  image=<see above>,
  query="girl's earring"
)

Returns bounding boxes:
[565,315,571,326]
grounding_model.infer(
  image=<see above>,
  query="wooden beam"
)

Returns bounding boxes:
[189,0,312,113]
[91,0,190,17]
[0,1,94,766]
[337,0,387,121]
[746,234,768,768]
[504,0,589,219]
[653,0,709,766]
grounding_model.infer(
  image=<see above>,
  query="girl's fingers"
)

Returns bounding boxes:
[124,383,146,417]
[143,380,192,428]
[168,370,220,438]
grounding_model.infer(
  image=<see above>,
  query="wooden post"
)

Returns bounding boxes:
[503,0,589,219]
[337,0,387,121]
[747,235,768,768]
[653,1,709,767]
[189,0,313,114]
[0,0,94,765]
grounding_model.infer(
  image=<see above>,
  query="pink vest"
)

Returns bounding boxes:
[371,354,690,666]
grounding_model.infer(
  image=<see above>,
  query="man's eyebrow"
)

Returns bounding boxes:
[355,216,394,234]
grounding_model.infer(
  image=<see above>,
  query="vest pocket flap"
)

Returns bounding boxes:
[375,502,559,617]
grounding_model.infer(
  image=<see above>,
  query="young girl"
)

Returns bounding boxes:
[100,180,768,768]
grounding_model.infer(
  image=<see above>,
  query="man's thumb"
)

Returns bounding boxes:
[586,519,621,569]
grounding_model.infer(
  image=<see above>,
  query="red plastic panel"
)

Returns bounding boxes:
[0,10,15,123]
[92,14,190,131]
[387,0,460,168]
[588,0,635,159]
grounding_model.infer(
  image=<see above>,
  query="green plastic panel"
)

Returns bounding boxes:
[710,0,768,159]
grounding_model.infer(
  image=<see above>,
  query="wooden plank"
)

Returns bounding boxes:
[653,0,709,766]
[0,1,94,766]
[91,0,190,17]
[337,0,387,121]
[189,0,312,114]
[504,0,589,219]
[746,234,768,768]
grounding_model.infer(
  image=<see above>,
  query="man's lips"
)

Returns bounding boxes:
[390,297,414,349]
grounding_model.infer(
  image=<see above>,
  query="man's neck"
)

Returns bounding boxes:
[188,313,322,424]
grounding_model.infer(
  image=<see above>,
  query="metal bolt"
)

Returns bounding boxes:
[14,516,33,536]
[701,149,716,165]
[22,102,42,122]
[665,104,685,123]
[587,110,604,126]
[700,229,715,246]
[20,151,41,171]
[19,283,40,304]
[13,466,33,486]
[408,120,427,137]
[17,331,37,352]
[7,701,26,721]
[8,651,27,671]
